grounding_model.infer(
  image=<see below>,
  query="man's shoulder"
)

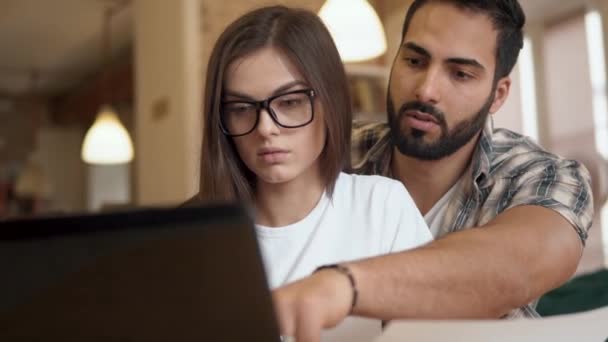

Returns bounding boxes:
[481,128,593,242]
[487,128,581,177]
[352,120,390,148]
[351,120,391,174]
[490,127,544,156]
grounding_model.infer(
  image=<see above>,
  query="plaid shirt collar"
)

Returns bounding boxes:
[355,120,495,196]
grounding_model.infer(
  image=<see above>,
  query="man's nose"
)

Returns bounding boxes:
[414,68,441,104]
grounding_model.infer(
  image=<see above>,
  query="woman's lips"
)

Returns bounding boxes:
[258,148,290,163]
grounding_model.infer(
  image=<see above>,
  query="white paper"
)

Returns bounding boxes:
[374,306,608,342]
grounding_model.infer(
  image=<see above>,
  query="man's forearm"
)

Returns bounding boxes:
[347,206,582,319]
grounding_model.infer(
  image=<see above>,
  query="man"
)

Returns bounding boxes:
[272,0,593,341]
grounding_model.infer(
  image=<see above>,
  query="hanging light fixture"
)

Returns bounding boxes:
[319,0,387,63]
[82,105,133,164]
[81,7,133,165]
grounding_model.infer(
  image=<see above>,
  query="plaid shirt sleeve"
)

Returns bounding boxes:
[500,156,593,244]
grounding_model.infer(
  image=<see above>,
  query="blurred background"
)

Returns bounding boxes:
[0,0,607,275]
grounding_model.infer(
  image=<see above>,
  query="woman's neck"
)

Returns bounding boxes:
[254,167,326,227]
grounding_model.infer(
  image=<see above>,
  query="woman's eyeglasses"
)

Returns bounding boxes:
[220,89,316,137]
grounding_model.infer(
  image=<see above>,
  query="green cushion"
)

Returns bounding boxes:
[537,269,608,316]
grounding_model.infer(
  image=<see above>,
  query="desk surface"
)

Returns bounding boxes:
[376,306,608,342]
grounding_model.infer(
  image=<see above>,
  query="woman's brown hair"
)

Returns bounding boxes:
[197,5,351,204]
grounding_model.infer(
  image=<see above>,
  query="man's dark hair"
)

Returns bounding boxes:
[401,0,525,80]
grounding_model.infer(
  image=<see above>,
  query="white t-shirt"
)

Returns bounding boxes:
[255,172,432,342]
[424,177,464,238]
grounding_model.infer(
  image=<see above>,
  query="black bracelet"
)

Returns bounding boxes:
[314,264,358,314]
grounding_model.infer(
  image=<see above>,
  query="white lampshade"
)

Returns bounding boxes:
[81,105,134,164]
[319,0,387,62]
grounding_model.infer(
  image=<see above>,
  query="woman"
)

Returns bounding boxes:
[194,5,432,341]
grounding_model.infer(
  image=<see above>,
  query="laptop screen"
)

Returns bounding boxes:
[0,205,280,341]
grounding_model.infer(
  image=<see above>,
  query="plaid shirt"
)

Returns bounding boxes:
[351,120,594,318]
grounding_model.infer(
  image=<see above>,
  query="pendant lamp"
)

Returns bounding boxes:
[319,0,387,62]
[81,8,133,165]
[81,105,133,164]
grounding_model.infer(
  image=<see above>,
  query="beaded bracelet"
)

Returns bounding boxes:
[314,264,358,314]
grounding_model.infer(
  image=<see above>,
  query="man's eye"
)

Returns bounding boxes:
[453,70,473,81]
[404,57,422,67]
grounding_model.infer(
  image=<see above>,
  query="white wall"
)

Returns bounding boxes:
[87,164,130,211]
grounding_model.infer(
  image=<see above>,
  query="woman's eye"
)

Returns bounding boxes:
[276,94,306,109]
[226,103,254,114]
[281,99,301,106]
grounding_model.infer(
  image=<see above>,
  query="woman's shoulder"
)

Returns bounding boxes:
[335,172,407,199]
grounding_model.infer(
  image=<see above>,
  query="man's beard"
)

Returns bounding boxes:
[387,91,494,161]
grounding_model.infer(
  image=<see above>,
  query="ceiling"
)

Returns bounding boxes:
[0,0,593,97]
[0,0,133,97]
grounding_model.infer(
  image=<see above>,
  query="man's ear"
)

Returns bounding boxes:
[489,77,511,114]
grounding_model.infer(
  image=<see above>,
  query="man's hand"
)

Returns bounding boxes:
[272,268,354,342]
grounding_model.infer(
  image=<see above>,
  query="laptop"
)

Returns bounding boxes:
[0,204,281,341]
